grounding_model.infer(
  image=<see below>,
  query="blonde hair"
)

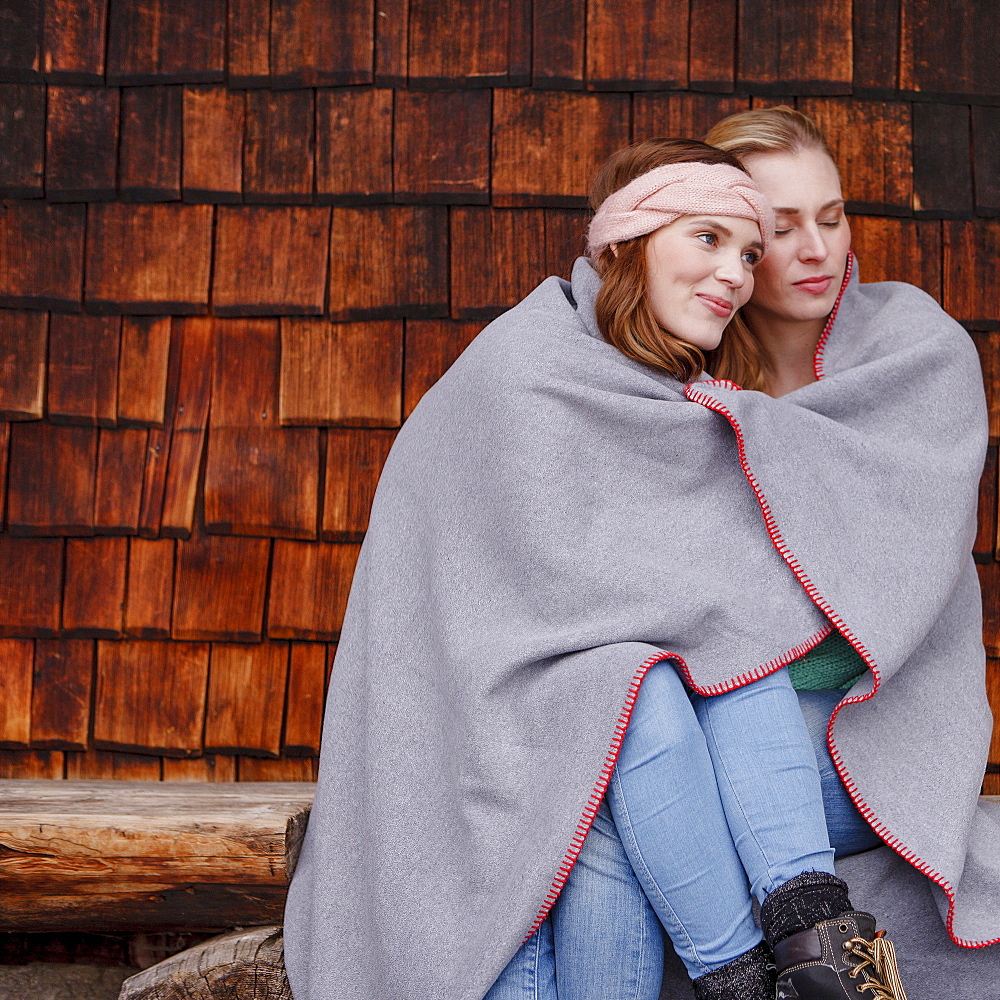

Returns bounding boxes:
[701,107,837,391]
[589,138,764,385]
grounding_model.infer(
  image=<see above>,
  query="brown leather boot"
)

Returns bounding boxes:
[691,942,775,999]
[773,911,909,999]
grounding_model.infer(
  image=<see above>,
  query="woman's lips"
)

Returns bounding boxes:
[794,275,833,295]
[696,294,734,318]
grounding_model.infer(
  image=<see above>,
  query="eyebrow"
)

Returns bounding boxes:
[772,198,845,216]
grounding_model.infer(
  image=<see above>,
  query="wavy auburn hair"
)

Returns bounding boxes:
[701,107,836,391]
[589,138,766,385]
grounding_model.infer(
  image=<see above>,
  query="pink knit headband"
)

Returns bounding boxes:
[587,161,775,260]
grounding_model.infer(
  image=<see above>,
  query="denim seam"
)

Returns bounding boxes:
[609,767,711,978]
[700,700,783,899]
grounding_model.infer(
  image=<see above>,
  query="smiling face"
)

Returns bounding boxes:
[643,214,763,352]
[740,147,851,328]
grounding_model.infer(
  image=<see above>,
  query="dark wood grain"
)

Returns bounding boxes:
[42,0,107,83]
[283,642,326,755]
[239,756,314,780]
[800,98,912,216]
[118,316,172,428]
[268,541,360,640]
[0,83,44,197]
[979,561,1000,657]
[0,0,42,81]
[205,642,288,756]
[900,0,999,101]
[160,317,213,539]
[394,90,490,204]
[94,428,147,534]
[492,90,630,207]
[86,203,213,314]
[205,318,319,539]
[315,88,392,204]
[0,639,33,747]
[270,0,374,87]
[125,538,175,639]
[911,103,973,219]
[172,532,270,642]
[403,319,481,417]
[322,429,395,541]
[280,319,403,426]
[31,639,93,750]
[852,0,899,96]
[944,221,1000,329]
[0,201,84,311]
[66,750,161,779]
[119,86,183,202]
[7,422,97,536]
[374,0,407,87]
[849,216,941,302]
[972,332,1000,444]
[0,537,63,637]
[162,754,236,781]
[973,107,1000,217]
[408,0,510,87]
[586,0,688,91]
[532,0,584,89]
[62,537,127,637]
[244,89,313,203]
[689,0,736,92]
[47,314,120,427]
[450,207,547,319]
[182,86,244,203]
[0,750,63,778]
[45,85,118,201]
[107,0,225,85]
[976,447,998,561]
[227,0,270,88]
[544,209,590,277]
[0,310,47,420]
[738,0,852,95]
[94,639,209,756]
[328,206,447,320]
[213,206,330,316]
[137,328,183,537]
[633,93,750,142]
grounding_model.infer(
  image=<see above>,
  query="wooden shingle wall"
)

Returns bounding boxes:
[0,0,998,788]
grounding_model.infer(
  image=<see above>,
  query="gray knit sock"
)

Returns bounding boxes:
[691,942,775,1000]
[760,871,853,947]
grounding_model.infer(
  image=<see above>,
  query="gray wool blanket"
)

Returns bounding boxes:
[284,255,1000,999]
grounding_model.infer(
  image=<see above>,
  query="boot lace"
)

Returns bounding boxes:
[843,931,909,1000]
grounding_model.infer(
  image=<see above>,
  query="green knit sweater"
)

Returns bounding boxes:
[787,629,867,691]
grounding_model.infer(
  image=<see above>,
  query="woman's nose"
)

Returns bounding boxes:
[716,253,748,286]
[798,225,830,262]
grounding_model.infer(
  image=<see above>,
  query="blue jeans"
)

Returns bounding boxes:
[485,673,880,999]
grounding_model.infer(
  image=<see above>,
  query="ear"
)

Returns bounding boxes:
[609,243,619,258]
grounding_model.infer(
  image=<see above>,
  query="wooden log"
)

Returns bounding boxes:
[119,925,290,1000]
[0,780,314,933]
